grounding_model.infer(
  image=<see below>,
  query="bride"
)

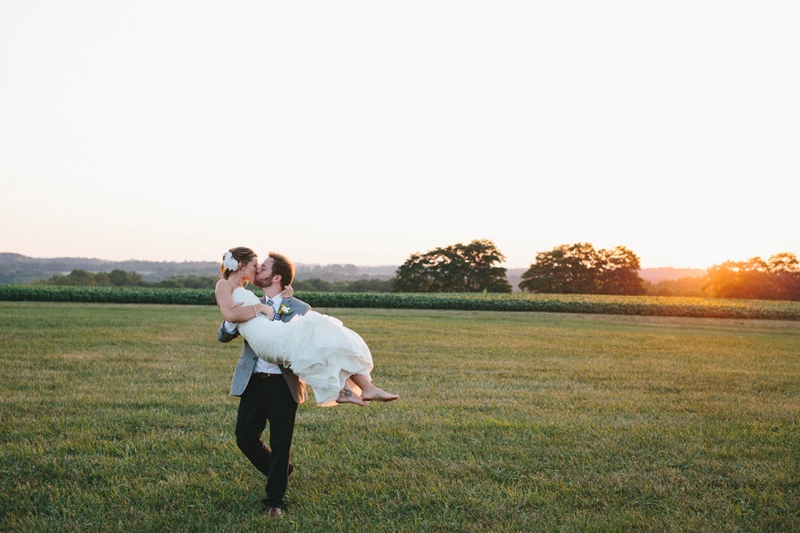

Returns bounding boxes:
[214,247,398,407]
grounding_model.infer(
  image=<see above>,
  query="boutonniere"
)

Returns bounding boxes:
[278,304,293,318]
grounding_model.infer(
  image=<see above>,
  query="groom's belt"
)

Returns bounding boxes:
[252,372,281,378]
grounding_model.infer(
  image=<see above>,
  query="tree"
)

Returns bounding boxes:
[391,253,436,292]
[183,275,214,289]
[43,269,104,286]
[458,239,513,292]
[519,243,600,293]
[519,243,645,295]
[156,275,216,289]
[344,279,392,292]
[293,278,333,292]
[706,253,800,300]
[108,269,145,286]
[767,253,800,301]
[39,268,216,289]
[706,258,773,299]
[597,246,646,295]
[392,239,512,293]
[648,276,708,297]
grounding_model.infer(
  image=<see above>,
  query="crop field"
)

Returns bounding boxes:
[2,285,800,320]
[1,301,798,532]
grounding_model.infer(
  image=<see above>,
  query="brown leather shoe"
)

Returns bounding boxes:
[266,507,282,517]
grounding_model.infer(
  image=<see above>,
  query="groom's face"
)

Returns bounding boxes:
[254,257,274,288]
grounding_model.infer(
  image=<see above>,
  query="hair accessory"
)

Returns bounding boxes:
[222,252,239,272]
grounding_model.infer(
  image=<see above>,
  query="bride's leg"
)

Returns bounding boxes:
[335,387,369,407]
[349,374,398,402]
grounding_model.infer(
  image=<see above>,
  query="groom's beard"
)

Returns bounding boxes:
[253,277,272,289]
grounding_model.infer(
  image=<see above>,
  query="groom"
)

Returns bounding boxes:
[217,251,310,517]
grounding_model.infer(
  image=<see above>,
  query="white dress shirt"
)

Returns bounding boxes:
[224,292,283,374]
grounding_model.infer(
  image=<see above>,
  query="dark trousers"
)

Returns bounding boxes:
[236,374,298,508]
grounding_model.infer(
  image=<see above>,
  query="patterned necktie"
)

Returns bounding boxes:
[266,298,277,321]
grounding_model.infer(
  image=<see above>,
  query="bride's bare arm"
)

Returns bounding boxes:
[215,280,273,322]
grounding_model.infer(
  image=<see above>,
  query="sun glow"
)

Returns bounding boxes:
[1,3,798,268]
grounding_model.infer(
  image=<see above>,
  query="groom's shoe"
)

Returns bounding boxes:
[262,500,284,515]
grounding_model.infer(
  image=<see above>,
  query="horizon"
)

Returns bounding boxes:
[2,3,798,269]
[1,250,717,272]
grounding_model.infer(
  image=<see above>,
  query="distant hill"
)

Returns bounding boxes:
[506,268,526,292]
[1,253,707,287]
[0,253,221,284]
[638,267,707,283]
[0,253,398,285]
[294,263,397,282]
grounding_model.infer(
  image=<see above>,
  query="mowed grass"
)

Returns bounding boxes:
[0,302,798,532]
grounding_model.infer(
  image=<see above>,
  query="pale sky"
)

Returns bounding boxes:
[1,1,798,269]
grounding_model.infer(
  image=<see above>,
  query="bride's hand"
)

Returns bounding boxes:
[280,285,294,299]
[254,303,274,320]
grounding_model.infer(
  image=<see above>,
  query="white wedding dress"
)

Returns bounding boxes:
[232,288,374,406]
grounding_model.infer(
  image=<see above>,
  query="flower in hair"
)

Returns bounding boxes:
[222,252,239,272]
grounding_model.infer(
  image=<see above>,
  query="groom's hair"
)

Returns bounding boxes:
[269,252,295,288]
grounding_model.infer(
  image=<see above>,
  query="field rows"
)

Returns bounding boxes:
[2,284,800,320]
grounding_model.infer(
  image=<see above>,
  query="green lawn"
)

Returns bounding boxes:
[1,302,798,532]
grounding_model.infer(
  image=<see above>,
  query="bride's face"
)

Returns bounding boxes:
[241,257,258,281]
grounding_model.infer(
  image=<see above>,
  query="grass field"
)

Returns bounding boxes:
[1,302,798,532]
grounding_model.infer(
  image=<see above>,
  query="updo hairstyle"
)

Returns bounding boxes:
[221,247,257,280]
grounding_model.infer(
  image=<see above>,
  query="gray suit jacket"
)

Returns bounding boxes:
[217,295,311,404]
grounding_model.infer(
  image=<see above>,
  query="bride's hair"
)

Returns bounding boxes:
[221,247,257,280]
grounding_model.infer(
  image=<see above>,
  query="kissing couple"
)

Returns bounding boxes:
[215,247,399,408]
[215,247,398,516]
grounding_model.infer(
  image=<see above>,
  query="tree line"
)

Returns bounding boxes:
[518,242,645,295]
[704,253,800,300]
[391,239,512,293]
[292,278,393,293]
[391,240,647,295]
[391,239,800,301]
[39,269,393,293]
[40,269,218,289]
[34,242,800,301]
